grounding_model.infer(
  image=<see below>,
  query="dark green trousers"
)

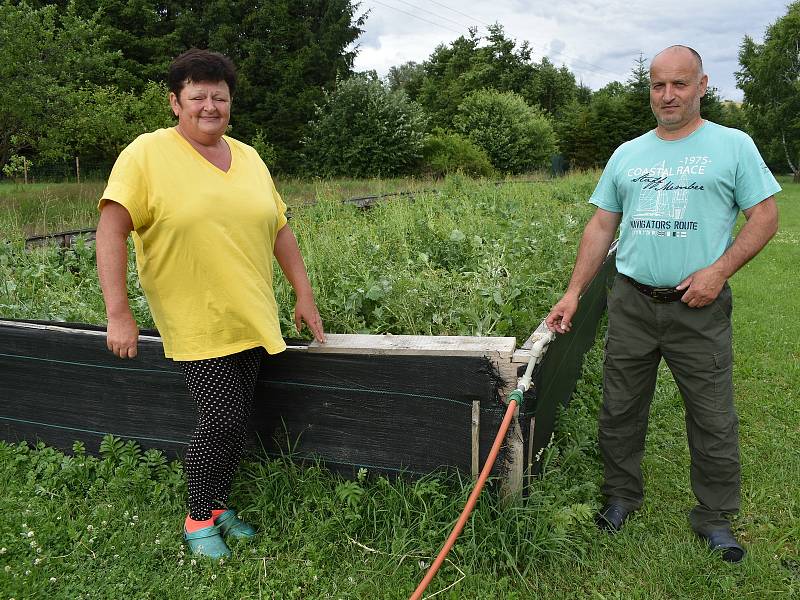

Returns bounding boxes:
[600,274,740,534]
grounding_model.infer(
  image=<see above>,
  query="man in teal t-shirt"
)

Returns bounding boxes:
[545,45,780,563]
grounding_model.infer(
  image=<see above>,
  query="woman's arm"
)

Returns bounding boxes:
[273,225,326,342]
[96,201,140,358]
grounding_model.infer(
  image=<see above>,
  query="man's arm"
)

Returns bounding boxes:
[96,201,139,358]
[545,208,621,333]
[676,196,779,308]
[273,225,326,342]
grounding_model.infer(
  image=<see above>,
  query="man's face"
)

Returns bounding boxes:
[649,49,708,132]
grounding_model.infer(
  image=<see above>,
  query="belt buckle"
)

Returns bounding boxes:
[650,287,671,302]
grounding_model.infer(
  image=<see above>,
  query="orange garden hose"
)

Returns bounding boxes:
[409,389,523,600]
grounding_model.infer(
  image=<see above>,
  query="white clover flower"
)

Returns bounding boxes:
[101,521,107,526]
[114,554,120,559]
[0,547,5,554]
[178,559,184,566]
[154,539,160,545]
[132,515,138,521]
[218,559,224,566]
[211,574,217,581]
[50,577,56,583]
[5,565,11,572]
[30,541,37,548]
[190,559,196,566]
[25,570,31,576]
[34,558,42,565]
[36,548,42,554]
[26,531,34,538]
[87,525,94,531]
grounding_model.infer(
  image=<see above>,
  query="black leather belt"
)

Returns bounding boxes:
[622,274,684,302]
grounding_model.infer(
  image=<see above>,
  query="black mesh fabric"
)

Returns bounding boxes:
[521,251,617,480]
[0,323,508,477]
[0,251,615,483]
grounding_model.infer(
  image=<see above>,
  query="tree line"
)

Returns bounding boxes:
[1,1,797,181]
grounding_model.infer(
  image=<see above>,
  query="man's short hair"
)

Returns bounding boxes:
[653,45,704,76]
[168,48,237,97]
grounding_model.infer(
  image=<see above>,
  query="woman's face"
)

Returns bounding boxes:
[169,79,231,145]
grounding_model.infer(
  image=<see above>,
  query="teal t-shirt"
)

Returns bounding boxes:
[590,121,781,287]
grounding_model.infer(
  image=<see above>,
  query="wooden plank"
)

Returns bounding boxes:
[526,415,536,480]
[0,320,160,343]
[308,333,516,357]
[0,321,308,350]
[471,401,480,479]
[499,404,524,504]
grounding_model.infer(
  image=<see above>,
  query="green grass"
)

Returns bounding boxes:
[0,173,594,340]
[0,175,798,598]
[0,175,522,239]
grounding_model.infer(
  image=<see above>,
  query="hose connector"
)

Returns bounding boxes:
[506,388,524,405]
[517,331,555,393]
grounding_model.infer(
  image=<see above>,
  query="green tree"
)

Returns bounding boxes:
[69,0,179,90]
[303,76,428,178]
[521,57,578,115]
[737,1,800,179]
[211,0,366,173]
[36,81,174,164]
[623,53,653,136]
[454,89,557,174]
[411,25,578,129]
[387,61,425,97]
[0,1,117,171]
[45,0,366,173]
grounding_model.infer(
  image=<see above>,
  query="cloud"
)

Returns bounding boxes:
[353,0,789,100]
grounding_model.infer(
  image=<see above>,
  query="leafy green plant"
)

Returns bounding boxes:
[2,155,31,179]
[303,75,428,178]
[454,89,558,174]
[421,131,495,178]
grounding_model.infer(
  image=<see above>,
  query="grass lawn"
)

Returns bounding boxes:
[0,175,797,599]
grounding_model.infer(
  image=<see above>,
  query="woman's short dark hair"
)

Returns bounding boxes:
[168,48,237,97]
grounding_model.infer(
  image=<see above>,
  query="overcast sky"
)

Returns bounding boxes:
[352,0,789,101]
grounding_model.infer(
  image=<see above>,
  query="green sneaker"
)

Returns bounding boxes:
[215,509,257,539]
[184,525,231,558]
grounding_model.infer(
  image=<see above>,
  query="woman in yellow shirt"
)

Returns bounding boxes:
[96,48,325,559]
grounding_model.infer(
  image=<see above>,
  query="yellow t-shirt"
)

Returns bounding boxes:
[101,128,288,360]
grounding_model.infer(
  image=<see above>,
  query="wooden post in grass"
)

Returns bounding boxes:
[75,156,81,184]
[23,157,28,184]
[498,354,525,503]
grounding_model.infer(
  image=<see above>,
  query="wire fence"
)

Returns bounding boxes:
[1,158,113,185]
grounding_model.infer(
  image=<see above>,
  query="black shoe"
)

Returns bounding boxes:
[595,503,631,533]
[700,528,746,563]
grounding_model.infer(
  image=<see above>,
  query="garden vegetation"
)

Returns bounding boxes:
[0,174,797,598]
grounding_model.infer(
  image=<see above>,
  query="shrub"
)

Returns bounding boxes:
[251,129,278,168]
[421,131,495,178]
[454,89,557,174]
[303,76,428,178]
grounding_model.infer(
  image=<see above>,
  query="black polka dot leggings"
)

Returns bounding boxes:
[180,347,265,521]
